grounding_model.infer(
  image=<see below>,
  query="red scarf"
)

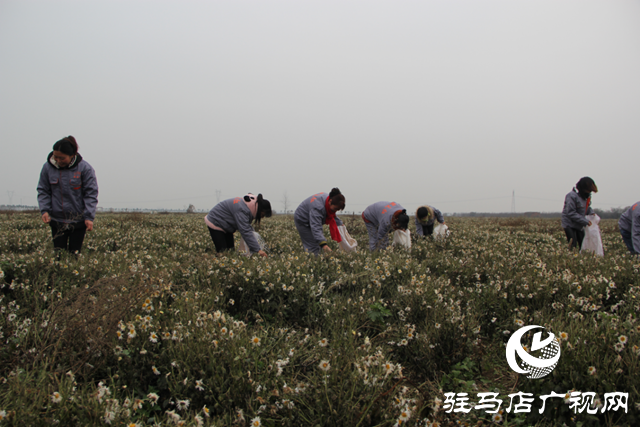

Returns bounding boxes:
[325,196,342,243]
[585,197,591,214]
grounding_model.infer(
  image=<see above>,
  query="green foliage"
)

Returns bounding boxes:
[367,302,391,324]
[0,213,638,426]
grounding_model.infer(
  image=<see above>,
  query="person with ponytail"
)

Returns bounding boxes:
[37,136,99,254]
[362,201,409,251]
[415,205,445,237]
[205,193,272,257]
[294,188,345,255]
[561,177,598,250]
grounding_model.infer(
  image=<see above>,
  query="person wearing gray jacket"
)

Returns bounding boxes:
[618,202,640,255]
[294,188,345,255]
[362,201,409,251]
[205,194,272,257]
[415,205,445,237]
[561,177,597,250]
[37,136,99,254]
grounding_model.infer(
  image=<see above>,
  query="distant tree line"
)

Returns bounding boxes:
[451,207,630,220]
[593,206,630,219]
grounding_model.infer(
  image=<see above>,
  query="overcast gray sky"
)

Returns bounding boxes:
[1,0,639,214]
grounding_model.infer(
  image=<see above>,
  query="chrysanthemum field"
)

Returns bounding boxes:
[0,213,638,426]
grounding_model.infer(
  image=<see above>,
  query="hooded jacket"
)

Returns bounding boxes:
[414,205,444,235]
[37,152,99,224]
[561,189,593,229]
[363,201,405,248]
[618,202,640,253]
[294,193,344,246]
[206,195,262,253]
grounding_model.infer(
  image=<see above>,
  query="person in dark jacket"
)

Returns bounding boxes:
[618,202,640,255]
[362,201,409,251]
[294,188,345,255]
[561,177,597,250]
[415,205,445,237]
[205,193,272,257]
[37,136,99,254]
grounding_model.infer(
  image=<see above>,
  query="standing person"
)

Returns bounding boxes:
[37,136,99,254]
[294,188,345,255]
[205,194,272,257]
[362,201,409,251]
[561,177,597,250]
[618,202,640,255]
[415,205,445,237]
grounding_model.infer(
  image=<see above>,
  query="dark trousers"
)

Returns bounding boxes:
[208,227,235,252]
[420,223,435,236]
[564,227,585,250]
[50,221,87,253]
[620,228,638,255]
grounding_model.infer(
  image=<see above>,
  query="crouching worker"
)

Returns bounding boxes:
[362,201,409,251]
[205,194,271,257]
[37,136,99,254]
[294,188,345,255]
[561,177,597,250]
[415,205,445,237]
[618,202,640,255]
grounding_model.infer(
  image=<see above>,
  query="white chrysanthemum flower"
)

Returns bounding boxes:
[103,409,116,424]
[384,360,394,372]
[318,360,331,372]
[147,392,159,406]
[398,407,411,421]
[166,410,180,423]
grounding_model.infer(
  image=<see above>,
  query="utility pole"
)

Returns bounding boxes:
[7,191,14,205]
[216,190,221,203]
[511,190,516,214]
[282,191,289,214]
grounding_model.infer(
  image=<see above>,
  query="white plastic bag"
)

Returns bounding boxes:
[581,214,603,256]
[433,223,450,240]
[238,232,266,256]
[338,225,358,252]
[392,229,411,250]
